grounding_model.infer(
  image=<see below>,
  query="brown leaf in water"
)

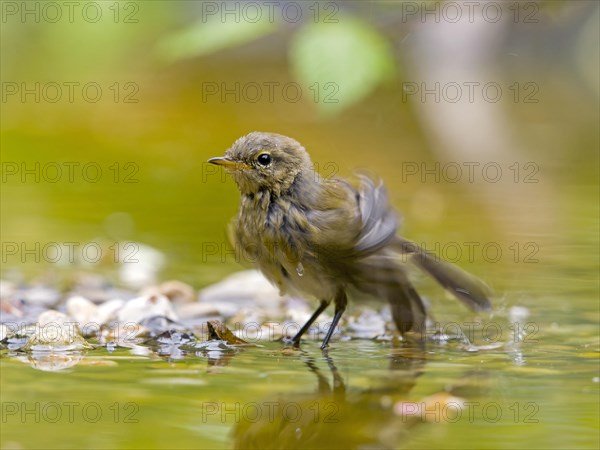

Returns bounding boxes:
[206,320,249,345]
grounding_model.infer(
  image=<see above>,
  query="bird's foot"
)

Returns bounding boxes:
[282,336,301,348]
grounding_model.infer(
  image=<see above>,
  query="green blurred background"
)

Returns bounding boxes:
[2,0,597,295]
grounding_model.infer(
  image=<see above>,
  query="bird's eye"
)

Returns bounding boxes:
[256,153,271,166]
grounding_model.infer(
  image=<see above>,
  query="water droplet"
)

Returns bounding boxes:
[296,262,304,277]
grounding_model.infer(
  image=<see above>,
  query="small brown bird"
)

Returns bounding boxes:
[209,132,492,349]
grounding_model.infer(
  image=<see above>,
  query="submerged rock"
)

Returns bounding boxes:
[24,311,91,352]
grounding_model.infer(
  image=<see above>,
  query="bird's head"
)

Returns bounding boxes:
[209,132,313,196]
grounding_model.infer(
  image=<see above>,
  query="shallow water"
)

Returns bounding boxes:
[2,324,598,450]
[2,268,600,449]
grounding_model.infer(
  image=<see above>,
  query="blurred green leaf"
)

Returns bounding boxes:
[290,16,395,117]
[156,17,277,63]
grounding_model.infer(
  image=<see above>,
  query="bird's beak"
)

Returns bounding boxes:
[207,157,249,170]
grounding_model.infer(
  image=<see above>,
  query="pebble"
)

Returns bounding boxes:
[176,301,232,319]
[229,308,265,327]
[198,270,284,317]
[0,280,17,300]
[0,299,23,318]
[117,294,178,324]
[0,270,418,357]
[24,310,91,352]
[66,295,98,326]
[347,307,387,339]
[20,286,61,306]
[66,296,125,336]
[0,324,9,341]
[97,299,126,325]
[67,273,134,303]
[103,322,149,345]
[142,280,195,304]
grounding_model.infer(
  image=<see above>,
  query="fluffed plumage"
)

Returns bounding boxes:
[209,132,492,348]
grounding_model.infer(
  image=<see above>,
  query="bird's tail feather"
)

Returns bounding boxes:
[395,238,493,312]
[386,280,427,336]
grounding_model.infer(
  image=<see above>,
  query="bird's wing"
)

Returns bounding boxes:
[304,174,399,259]
[302,178,360,257]
[354,174,399,254]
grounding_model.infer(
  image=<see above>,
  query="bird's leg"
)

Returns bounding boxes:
[289,300,329,347]
[320,291,348,350]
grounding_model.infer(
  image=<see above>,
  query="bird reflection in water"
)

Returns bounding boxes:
[229,344,463,450]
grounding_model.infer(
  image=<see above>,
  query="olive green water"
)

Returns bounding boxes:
[1,327,598,449]
[1,1,599,449]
